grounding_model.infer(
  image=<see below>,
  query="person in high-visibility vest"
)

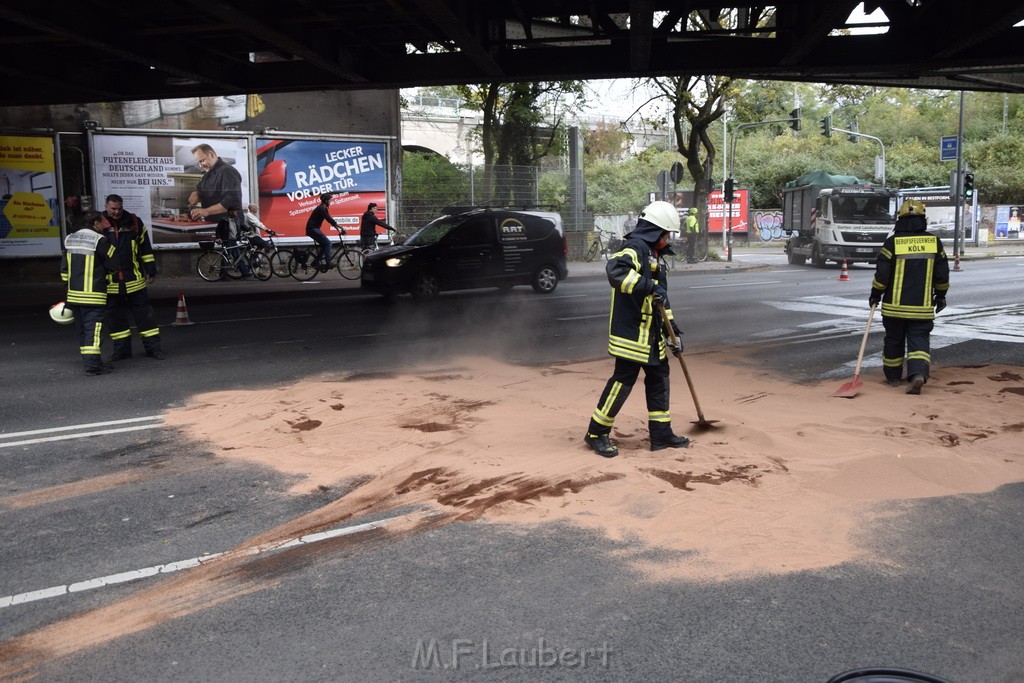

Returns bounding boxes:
[683,207,699,263]
[869,200,950,394]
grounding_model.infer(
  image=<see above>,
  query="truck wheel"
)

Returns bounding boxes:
[787,249,806,265]
[531,265,559,293]
[811,245,827,268]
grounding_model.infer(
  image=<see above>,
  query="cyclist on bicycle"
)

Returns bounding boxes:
[306,193,341,269]
[359,202,394,251]
[243,203,273,254]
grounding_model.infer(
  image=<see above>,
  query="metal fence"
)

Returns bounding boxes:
[398,163,575,233]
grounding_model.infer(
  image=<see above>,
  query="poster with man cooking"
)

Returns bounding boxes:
[91,134,250,249]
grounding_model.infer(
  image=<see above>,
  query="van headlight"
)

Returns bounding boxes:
[385,256,408,268]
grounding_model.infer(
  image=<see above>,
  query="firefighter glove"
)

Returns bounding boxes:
[652,284,668,305]
[868,292,881,308]
[934,296,947,313]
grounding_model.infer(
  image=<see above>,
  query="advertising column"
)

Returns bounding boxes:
[0,135,61,257]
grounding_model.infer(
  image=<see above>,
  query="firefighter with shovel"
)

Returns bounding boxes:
[584,200,692,458]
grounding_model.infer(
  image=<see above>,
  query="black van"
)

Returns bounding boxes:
[360,208,568,300]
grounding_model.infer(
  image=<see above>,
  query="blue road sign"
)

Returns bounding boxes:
[940,135,959,162]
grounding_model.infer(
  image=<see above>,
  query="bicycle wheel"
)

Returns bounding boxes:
[336,248,362,280]
[584,239,600,262]
[223,255,243,279]
[196,251,226,282]
[695,233,709,262]
[288,251,319,281]
[269,249,292,278]
[249,252,272,281]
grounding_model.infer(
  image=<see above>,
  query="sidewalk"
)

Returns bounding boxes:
[7,245,1021,316]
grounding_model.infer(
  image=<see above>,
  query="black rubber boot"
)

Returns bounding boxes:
[584,433,619,458]
[906,374,925,395]
[650,434,690,451]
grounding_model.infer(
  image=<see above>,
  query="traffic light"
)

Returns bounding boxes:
[724,178,735,203]
[820,115,832,138]
[789,108,802,132]
[963,172,975,198]
[847,120,859,143]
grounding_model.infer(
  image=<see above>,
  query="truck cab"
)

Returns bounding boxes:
[782,173,896,267]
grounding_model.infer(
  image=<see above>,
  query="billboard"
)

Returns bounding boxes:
[0,135,61,257]
[255,138,389,242]
[91,133,250,249]
[654,189,749,234]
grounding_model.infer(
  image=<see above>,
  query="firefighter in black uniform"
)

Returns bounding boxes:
[584,200,690,457]
[870,199,950,394]
[60,211,119,375]
[100,194,166,361]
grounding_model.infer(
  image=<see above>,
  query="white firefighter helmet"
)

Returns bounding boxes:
[49,302,74,325]
[638,200,681,234]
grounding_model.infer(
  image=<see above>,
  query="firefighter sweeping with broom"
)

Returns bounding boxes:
[583,200,692,458]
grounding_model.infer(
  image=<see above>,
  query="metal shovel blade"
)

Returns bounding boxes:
[832,375,864,398]
[832,304,877,399]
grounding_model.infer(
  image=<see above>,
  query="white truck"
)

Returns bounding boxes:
[782,171,897,267]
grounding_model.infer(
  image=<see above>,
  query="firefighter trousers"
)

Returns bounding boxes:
[107,285,162,356]
[882,316,933,382]
[588,356,674,440]
[68,304,106,369]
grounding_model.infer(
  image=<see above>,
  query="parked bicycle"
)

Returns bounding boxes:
[196,237,272,281]
[250,228,293,278]
[673,229,709,264]
[287,237,363,281]
[584,227,623,262]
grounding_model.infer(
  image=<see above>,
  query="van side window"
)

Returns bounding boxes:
[448,216,492,247]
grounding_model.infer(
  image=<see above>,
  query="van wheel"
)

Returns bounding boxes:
[411,272,441,300]
[532,265,559,293]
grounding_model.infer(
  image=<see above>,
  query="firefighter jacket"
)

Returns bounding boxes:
[61,228,118,305]
[101,210,157,294]
[870,216,950,320]
[605,225,677,365]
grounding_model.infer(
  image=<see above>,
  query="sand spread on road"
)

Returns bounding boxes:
[5,354,1023,678]
[162,354,1024,581]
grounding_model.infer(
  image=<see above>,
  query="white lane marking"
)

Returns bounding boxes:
[1,416,163,441]
[557,314,606,321]
[0,513,415,609]
[689,280,781,289]
[180,314,313,325]
[271,332,387,345]
[0,425,164,449]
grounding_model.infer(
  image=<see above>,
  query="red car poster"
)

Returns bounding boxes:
[255,138,390,242]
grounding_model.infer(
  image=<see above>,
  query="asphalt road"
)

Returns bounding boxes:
[2,256,1023,681]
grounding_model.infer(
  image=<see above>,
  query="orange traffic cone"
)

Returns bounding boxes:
[952,252,962,272]
[722,241,730,260]
[837,259,850,281]
[172,293,195,326]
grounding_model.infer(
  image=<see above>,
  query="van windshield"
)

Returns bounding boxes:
[405,216,461,246]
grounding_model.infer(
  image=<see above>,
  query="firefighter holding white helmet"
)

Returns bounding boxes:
[584,200,690,457]
[60,211,119,375]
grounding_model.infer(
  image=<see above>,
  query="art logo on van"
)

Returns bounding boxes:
[499,218,527,242]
